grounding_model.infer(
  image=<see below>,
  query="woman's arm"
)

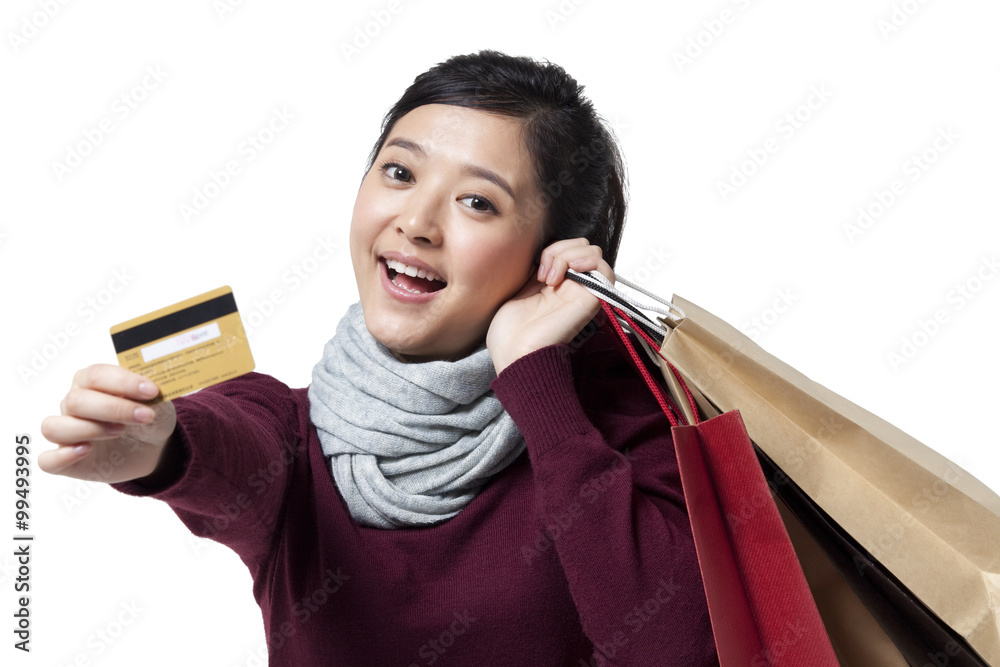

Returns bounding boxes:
[492,338,718,667]
[110,373,302,566]
[488,237,716,664]
[41,366,302,570]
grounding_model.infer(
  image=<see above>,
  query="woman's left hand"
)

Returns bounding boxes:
[487,238,614,375]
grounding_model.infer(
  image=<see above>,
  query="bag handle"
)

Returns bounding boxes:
[601,301,702,427]
[567,269,686,340]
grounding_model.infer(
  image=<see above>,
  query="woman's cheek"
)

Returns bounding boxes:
[466,247,521,302]
[353,192,390,231]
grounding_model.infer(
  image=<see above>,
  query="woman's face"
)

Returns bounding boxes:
[349,104,546,362]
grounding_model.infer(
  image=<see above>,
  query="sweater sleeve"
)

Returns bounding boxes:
[109,372,302,574]
[491,338,718,667]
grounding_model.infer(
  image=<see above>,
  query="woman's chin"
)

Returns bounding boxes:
[368,327,479,363]
[363,318,435,361]
[360,301,487,362]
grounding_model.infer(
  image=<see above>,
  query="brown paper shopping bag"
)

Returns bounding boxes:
[657,294,1000,666]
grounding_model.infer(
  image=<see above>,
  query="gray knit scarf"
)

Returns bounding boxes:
[308,302,525,529]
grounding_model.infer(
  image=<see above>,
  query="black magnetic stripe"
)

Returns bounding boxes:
[111,293,238,353]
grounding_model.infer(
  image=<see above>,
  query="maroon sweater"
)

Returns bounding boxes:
[112,322,718,666]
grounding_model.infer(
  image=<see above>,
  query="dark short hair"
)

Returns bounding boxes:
[364,50,627,267]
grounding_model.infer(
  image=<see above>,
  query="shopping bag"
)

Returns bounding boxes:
[768,486,911,666]
[568,270,1000,665]
[600,302,840,667]
[664,348,917,666]
[761,443,989,667]
[657,294,1000,666]
[660,334,983,667]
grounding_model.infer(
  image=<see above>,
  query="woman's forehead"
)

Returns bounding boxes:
[387,106,528,163]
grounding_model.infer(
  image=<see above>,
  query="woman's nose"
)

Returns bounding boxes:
[396,189,444,246]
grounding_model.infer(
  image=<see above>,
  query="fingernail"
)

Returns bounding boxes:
[546,267,557,284]
[108,424,126,436]
[537,263,547,281]
[134,407,155,423]
[138,382,158,398]
[73,444,91,456]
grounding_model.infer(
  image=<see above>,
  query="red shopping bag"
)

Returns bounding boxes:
[602,302,838,667]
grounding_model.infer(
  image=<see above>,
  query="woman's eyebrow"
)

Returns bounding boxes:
[385,137,426,157]
[384,136,517,201]
[463,164,515,201]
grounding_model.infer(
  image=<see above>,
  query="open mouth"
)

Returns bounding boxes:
[383,258,447,294]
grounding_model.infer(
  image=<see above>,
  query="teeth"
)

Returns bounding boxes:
[385,258,443,283]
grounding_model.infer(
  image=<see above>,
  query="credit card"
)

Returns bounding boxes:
[109,286,255,402]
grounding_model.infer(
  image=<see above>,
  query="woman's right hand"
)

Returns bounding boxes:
[39,365,177,484]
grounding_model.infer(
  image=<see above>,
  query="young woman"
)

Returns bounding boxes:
[40,50,718,666]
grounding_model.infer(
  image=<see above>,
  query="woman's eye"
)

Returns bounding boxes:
[382,162,411,182]
[460,195,497,214]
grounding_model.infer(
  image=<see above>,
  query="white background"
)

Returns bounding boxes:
[2,0,998,665]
